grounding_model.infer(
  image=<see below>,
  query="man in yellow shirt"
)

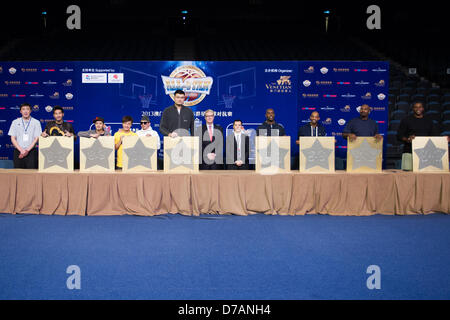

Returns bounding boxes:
[114,115,137,169]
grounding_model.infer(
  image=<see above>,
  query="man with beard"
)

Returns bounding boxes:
[342,104,382,142]
[397,101,448,170]
[41,106,75,138]
[296,111,327,144]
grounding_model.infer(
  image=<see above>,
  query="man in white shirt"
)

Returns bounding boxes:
[199,109,223,169]
[136,115,161,149]
[226,120,250,170]
[8,102,42,168]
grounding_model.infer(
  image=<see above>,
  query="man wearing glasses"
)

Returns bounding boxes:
[136,115,161,149]
[199,109,223,170]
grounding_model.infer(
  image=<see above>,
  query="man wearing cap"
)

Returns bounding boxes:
[78,116,111,138]
[136,115,160,149]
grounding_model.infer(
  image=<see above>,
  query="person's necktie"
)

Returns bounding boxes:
[236,134,241,160]
[208,125,213,142]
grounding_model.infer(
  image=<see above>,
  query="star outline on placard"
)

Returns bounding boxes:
[301,139,333,170]
[123,138,157,169]
[349,138,381,170]
[81,138,114,169]
[414,139,446,170]
[40,138,72,169]
[164,138,195,170]
[258,139,289,169]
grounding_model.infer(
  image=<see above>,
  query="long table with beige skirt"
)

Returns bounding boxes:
[0,169,449,216]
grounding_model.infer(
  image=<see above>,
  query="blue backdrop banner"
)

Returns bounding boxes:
[0,61,388,165]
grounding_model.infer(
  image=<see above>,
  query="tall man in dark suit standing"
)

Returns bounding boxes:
[199,109,223,170]
[226,120,250,170]
[159,89,195,137]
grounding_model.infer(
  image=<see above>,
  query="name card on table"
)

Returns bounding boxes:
[79,137,115,172]
[255,136,290,174]
[347,137,383,173]
[38,136,74,172]
[299,137,335,173]
[412,136,449,172]
[164,136,199,173]
[122,136,158,172]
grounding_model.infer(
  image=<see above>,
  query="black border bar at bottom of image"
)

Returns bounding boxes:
[0,300,448,318]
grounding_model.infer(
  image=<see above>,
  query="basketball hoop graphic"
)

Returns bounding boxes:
[222,94,236,109]
[139,94,153,109]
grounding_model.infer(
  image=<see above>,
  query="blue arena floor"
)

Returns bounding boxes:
[0,213,449,300]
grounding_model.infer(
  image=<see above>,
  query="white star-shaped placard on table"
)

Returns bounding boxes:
[347,138,382,172]
[301,139,333,170]
[413,138,448,171]
[164,137,199,172]
[123,138,157,170]
[81,138,114,170]
[39,137,73,171]
[257,139,290,170]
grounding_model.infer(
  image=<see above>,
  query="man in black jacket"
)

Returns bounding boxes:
[397,101,446,170]
[159,90,194,137]
[256,108,286,136]
[199,109,223,170]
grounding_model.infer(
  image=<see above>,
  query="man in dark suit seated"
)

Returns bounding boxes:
[226,119,250,170]
[199,109,224,170]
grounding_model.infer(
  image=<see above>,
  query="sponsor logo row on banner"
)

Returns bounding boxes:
[303,79,386,87]
[1,67,74,74]
[302,66,388,74]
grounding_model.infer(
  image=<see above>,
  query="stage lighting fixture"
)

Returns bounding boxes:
[324,10,330,32]
[42,10,47,28]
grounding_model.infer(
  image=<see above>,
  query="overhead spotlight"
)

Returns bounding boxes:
[42,10,47,28]
[323,10,330,32]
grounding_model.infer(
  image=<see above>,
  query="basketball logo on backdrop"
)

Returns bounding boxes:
[161,65,213,107]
